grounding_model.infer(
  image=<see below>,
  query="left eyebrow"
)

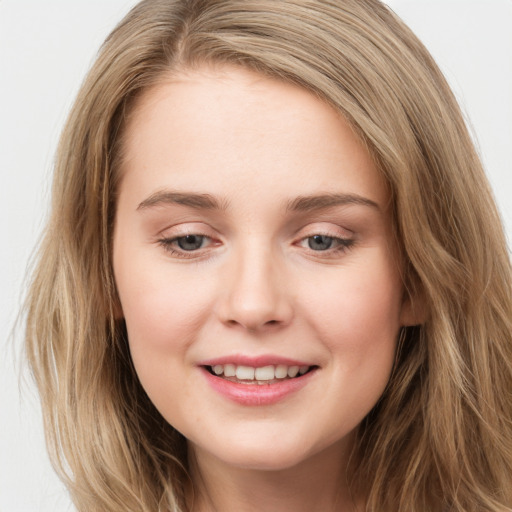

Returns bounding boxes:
[286,193,380,212]
[137,190,228,211]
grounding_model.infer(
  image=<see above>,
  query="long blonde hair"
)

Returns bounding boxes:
[25,0,512,510]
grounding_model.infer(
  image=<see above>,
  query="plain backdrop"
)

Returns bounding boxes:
[1,1,511,510]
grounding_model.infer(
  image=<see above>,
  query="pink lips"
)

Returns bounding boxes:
[198,354,317,406]
[198,354,312,368]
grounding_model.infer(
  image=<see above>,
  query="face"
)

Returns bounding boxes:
[113,65,416,473]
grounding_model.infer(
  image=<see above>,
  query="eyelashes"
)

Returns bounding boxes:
[172,234,209,251]
[298,234,354,253]
[157,233,216,257]
[157,231,355,259]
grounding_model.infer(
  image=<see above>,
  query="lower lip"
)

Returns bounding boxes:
[201,368,316,406]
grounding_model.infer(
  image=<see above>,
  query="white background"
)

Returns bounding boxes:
[1,1,511,510]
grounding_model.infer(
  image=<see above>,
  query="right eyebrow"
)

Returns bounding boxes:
[286,193,380,212]
[137,190,228,211]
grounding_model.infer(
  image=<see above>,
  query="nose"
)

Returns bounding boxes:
[216,243,293,332]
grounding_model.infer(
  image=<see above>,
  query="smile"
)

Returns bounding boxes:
[200,359,318,405]
[206,364,312,384]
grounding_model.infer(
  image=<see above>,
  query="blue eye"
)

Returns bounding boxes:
[297,233,354,255]
[176,234,207,251]
[307,235,334,251]
[158,234,212,256]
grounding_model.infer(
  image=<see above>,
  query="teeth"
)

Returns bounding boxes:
[287,366,299,378]
[255,365,274,380]
[236,365,255,380]
[224,363,236,377]
[209,363,312,381]
[275,365,288,379]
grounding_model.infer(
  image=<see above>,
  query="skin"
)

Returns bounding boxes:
[113,64,418,511]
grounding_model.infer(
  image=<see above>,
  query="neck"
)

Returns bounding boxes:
[186,440,362,512]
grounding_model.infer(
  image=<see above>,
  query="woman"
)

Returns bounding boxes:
[25,0,512,510]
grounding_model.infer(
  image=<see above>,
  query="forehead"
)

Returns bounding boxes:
[119,64,389,209]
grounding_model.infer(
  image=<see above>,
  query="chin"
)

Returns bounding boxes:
[230,448,310,471]
[203,446,312,472]
[189,428,347,474]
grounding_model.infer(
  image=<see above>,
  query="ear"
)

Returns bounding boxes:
[399,283,428,326]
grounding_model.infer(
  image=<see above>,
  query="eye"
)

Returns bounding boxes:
[176,234,208,251]
[296,232,354,255]
[157,233,215,257]
[307,234,335,251]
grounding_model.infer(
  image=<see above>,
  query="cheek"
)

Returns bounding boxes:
[114,262,219,424]
[301,251,403,367]
[114,257,215,368]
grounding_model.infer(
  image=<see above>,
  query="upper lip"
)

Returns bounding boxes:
[197,354,315,368]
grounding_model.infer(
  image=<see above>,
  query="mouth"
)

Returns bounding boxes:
[203,363,317,385]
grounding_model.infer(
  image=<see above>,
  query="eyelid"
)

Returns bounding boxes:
[155,222,222,258]
[292,223,356,255]
[157,234,222,261]
[156,221,218,238]
[296,235,354,251]
[293,222,354,239]
[154,222,355,259]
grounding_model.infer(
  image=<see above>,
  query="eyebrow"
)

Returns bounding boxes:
[136,190,380,213]
[137,191,228,211]
[286,193,380,212]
